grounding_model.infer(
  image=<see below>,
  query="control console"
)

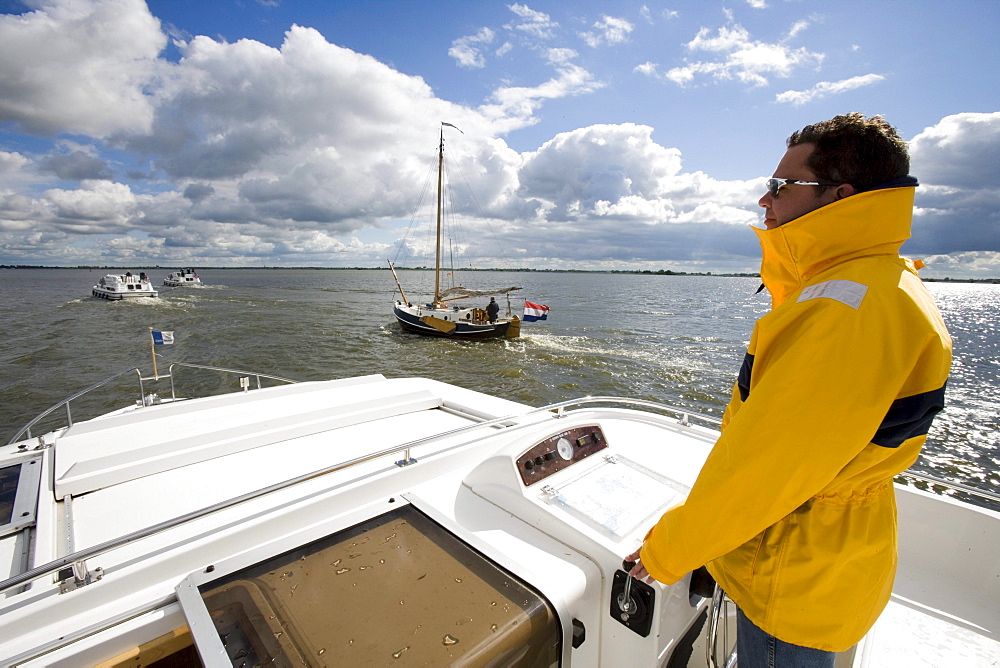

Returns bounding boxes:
[516,425,606,486]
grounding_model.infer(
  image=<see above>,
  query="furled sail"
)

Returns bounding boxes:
[438,286,522,299]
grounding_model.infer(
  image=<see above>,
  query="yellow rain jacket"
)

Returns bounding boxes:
[639,182,952,652]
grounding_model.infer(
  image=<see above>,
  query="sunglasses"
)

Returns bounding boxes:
[765,178,842,197]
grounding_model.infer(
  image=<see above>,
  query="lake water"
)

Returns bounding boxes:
[1,267,996,505]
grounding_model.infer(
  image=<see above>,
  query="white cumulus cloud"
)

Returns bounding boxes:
[449,27,495,68]
[580,16,634,48]
[0,0,167,137]
[506,3,557,39]
[775,74,885,105]
[910,112,1000,188]
[664,23,823,88]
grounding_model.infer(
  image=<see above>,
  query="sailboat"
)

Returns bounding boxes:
[390,123,523,339]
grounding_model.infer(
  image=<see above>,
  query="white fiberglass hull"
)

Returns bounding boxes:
[162,271,202,287]
[91,287,159,299]
[0,368,996,666]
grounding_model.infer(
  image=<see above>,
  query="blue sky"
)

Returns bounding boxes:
[1,0,998,277]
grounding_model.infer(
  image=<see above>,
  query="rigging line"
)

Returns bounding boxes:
[441,158,471,278]
[449,152,515,271]
[392,154,438,266]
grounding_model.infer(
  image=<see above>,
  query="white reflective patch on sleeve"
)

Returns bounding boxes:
[796,280,868,309]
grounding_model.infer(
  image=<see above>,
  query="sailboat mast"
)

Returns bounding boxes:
[434,125,444,302]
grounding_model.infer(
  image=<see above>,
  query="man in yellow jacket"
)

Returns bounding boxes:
[627,113,952,666]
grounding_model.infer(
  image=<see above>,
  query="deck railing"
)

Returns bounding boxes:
[6,367,145,445]
[0,394,718,595]
[6,364,297,446]
[165,362,297,400]
[2,387,997,597]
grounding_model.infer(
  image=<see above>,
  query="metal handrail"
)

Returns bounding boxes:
[3,387,996,596]
[896,470,1000,504]
[7,364,299,446]
[0,395,713,595]
[707,586,738,668]
[702,474,1000,668]
[166,362,297,400]
[6,368,144,445]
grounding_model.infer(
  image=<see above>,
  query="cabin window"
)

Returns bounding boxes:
[196,505,560,666]
[0,456,42,538]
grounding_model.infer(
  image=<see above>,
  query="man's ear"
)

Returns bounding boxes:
[835,183,856,200]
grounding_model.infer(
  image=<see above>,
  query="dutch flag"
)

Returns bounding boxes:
[523,301,550,322]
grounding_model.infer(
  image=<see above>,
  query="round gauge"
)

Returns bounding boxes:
[556,437,574,461]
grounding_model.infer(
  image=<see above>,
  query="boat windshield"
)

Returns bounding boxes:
[197,505,560,666]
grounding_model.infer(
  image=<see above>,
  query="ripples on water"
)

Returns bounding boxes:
[0,268,996,506]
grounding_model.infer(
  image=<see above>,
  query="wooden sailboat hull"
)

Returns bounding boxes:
[393,302,514,339]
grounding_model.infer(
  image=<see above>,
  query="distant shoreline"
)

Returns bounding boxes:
[1,265,996,284]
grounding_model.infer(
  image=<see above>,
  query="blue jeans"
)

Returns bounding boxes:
[737,607,835,668]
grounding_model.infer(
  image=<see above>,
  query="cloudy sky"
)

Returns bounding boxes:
[1,0,998,278]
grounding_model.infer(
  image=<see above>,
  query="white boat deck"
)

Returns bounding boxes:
[855,483,1000,667]
[0,372,996,666]
[857,595,999,667]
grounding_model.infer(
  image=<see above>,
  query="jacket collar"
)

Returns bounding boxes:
[753,184,916,308]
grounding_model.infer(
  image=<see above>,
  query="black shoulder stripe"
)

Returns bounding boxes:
[738,353,754,402]
[871,384,947,449]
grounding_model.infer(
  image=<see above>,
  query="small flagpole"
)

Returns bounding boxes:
[148,327,158,378]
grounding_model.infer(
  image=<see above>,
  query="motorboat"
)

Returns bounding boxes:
[1,363,997,666]
[162,269,202,287]
[91,272,158,300]
[390,123,523,339]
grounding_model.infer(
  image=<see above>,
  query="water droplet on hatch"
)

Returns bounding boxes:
[442,635,459,646]
[392,646,410,659]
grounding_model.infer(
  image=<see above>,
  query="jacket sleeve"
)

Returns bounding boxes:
[639,292,921,584]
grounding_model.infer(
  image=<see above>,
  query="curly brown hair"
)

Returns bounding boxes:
[787,113,909,192]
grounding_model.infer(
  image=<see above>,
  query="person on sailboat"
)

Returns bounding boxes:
[486,297,500,323]
[626,113,952,666]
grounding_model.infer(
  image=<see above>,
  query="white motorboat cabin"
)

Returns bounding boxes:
[91,272,158,300]
[163,269,202,287]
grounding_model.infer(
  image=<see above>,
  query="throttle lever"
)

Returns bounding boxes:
[618,559,638,614]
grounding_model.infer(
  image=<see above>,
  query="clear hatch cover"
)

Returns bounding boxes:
[194,505,561,667]
[0,456,42,539]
